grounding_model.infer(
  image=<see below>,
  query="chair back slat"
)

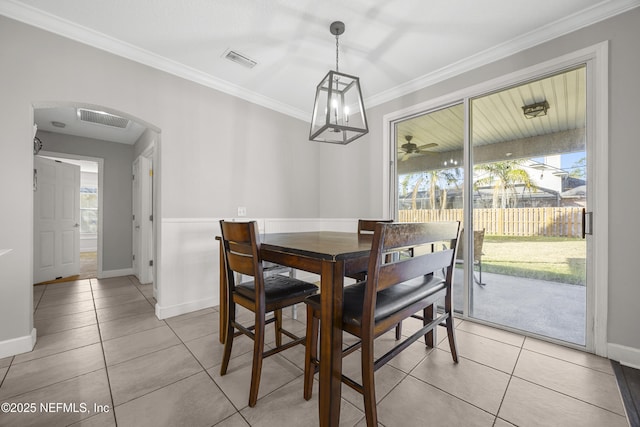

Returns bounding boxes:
[222,221,253,243]
[227,251,257,277]
[228,240,254,257]
[376,249,453,292]
[363,221,460,326]
[219,220,264,290]
[381,222,460,250]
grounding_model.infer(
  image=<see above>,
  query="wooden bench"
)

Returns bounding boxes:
[303,221,461,426]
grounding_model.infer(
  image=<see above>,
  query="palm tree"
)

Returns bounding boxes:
[399,175,411,198]
[437,168,462,211]
[427,170,438,210]
[409,173,426,211]
[474,160,534,208]
[408,171,441,211]
[403,168,462,212]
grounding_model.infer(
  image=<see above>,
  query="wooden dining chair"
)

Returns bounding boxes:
[303,221,461,426]
[347,219,393,282]
[351,219,407,339]
[456,228,486,286]
[219,220,318,407]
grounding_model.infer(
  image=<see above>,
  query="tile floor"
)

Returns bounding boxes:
[0,276,629,427]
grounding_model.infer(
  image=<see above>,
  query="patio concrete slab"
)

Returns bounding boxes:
[452,270,586,345]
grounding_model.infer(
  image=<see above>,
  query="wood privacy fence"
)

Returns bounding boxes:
[398,207,584,237]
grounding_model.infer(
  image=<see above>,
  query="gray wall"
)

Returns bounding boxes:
[1,8,639,356]
[38,131,135,272]
[319,8,640,352]
[0,15,318,345]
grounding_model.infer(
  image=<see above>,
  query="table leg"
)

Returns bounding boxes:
[219,238,227,344]
[319,260,343,427]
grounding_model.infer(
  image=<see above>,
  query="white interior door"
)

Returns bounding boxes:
[132,159,140,278]
[34,156,81,283]
[144,156,154,285]
[132,155,153,285]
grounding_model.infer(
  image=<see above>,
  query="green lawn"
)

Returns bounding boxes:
[477,235,586,285]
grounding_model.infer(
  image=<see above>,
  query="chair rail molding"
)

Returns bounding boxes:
[156,217,359,319]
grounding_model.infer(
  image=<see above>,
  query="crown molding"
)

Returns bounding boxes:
[0,0,309,121]
[364,0,640,109]
[2,0,637,120]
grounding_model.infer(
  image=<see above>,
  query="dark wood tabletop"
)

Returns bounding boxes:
[261,231,372,264]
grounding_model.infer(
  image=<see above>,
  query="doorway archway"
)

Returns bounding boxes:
[31,101,161,287]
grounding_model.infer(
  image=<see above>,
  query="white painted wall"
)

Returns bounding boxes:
[1,8,639,366]
[0,15,320,356]
[320,9,640,364]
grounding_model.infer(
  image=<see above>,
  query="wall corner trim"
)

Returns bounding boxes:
[155,297,217,320]
[0,328,37,359]
[99,268,134,279]
[607,343,640,370]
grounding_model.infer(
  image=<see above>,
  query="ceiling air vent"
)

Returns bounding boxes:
[78,108,130,129]
[223,49,257,69]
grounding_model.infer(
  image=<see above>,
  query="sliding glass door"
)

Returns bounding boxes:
[394,103,465,311]
[394,65,590,346]
[469,66,587,345]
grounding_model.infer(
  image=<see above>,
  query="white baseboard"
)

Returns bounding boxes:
[0,328,36,359]
[155,297,217,320]
[99,268,134,279]
[607,343,640,369]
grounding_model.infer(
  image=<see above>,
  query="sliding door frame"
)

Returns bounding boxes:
[382,41,608,356]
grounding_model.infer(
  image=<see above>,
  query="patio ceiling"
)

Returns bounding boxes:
[396,67,586,172]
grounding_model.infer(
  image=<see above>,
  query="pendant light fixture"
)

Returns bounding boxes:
[309,21,368,144]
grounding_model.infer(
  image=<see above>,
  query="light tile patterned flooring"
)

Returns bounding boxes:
[0,276,629,426]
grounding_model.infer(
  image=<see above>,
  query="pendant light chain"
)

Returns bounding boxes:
[335,33,340,73]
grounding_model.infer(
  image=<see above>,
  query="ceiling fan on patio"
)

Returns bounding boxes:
[398,135,438,161]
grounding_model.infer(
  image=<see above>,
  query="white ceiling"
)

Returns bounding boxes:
[3,0,638,126]
[0,0,640,144]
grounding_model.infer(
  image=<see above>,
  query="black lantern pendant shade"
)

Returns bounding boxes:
[309,22,368,144]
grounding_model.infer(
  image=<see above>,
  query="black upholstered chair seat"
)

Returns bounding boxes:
[236,275,318,305]
[306,274,445,328]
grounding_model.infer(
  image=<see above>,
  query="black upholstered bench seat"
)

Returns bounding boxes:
[305,274,445,328]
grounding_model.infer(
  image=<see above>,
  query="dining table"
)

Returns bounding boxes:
[217,230,374,427]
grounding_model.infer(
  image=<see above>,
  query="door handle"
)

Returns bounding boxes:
[581,209,593,238]
[74,223,80,228]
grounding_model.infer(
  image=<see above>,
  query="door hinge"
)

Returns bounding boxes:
[132,174,135,181]
[149,214,153,221]
[133,214,135,221]
[132,254,135,261]
[149,260,153,267]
